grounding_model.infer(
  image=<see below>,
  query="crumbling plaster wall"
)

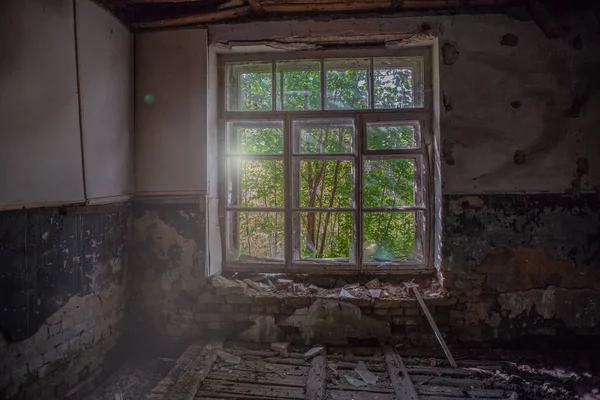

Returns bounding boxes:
[131,11,600,344]
[210,12,600,341]
[0,205,131,399]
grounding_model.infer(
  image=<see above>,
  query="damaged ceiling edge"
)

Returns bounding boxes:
[212,32,435,51]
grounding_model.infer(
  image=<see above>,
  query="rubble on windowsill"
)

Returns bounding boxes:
[208,275,452,304]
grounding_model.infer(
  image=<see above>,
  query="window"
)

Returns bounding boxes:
[220,49,433,274]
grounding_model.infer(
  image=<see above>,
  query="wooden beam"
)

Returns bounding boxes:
[168,340,223,400]
[384,346,420,400]
[306,349,327,400]
[528,0,566,38]
[247,0,266,15]
[261,1,390,12]
[133,5,252,28]
[411,287,457,368]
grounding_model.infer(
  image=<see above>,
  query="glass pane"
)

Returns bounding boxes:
[299,159,354,208]
[228,159,284,207]
[363,158,416,207]
[373,57,423,109]
[295,212,354,262]
[367,122,420,150]
[363,212,420,262]
[228,121,284,155]
[276,60,321,111]
[293,119,354,154]
[228,211,284,261]
[325,58,369,110]
[227,62,272,111]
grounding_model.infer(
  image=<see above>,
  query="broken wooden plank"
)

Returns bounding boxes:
[224,361,310,376]
[242,356,311,366]
[209,371,306,387]
[528,0,566,38]
[169,339,223,400]
[406,366,474,377]
[145,342,207,399]
[133,6,252,29]
[247,0,266,15]
[306,348,327,400]
[411,287,457,368]
[417,385,508,398]
[327,391,395,400]
[200,379,306,399]
[384,345,419,400]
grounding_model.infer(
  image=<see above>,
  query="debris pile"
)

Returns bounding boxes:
[210,275,448,300]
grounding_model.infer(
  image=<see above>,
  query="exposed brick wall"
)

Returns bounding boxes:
[443,194,600,342]
[0,204,130,399]
[159,283,457,347]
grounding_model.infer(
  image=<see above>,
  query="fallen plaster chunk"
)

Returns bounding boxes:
[216,350,241,364]
[339,289,355,298]
[276,279,293,290]
[365,278,380,289]
[345,374,367,387]
[369,289,382,299]
[212,275,247,294]
[345,282,360,289]
[355,361,378,384]
[243,279,270,292]
[305,346,324,359]
[271,342,290,357]
[293,283,308,293]
[308,284,320,293]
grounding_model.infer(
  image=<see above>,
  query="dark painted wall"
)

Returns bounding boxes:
[0,204,130,399]
[128,198,207,340]
[443,193,600,341]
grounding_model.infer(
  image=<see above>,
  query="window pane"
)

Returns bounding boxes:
[299,159,354,208]
[363,158,416,207]
[293,119,354,154]
[228,211,284,261]
[276,60,321,111]
[228,121,284,155]
[325,58,369,110]
[374,57,423,109]
[227,62,273,111]
[367,122,420,150]
[295,212,354,262]
[228,159,284,207]
[363,212,420,262]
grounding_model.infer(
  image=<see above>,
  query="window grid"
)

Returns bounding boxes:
[219,49,432,274]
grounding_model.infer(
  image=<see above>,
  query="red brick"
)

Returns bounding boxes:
[226,295,254,304]
[254,296,282,306]
[194,313,221,322]
[251,305,265,313]
[373,309,388,316]
[284,297,311,308]
[372,299,397,309]
[392,316,422,326]
[220,305,234,314]
[388,308,404,316]
[207,322,221,330]
[403,307,420,316]
[265,305,280,314]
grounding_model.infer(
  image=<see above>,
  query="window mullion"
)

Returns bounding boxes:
[320,59,325,111]
[284,114,293,270]
[356,114,364,270]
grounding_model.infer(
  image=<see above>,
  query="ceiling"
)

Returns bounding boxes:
[95,0,596,33]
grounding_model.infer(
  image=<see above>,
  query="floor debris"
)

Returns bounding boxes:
[369,288,382,298]
[305,346,325,359]
[215,349,241,364]
[339,288,355,298]
[355,360,378,384]
[271,342,290,357]
[344,374,367,387]
[365,278,380,289]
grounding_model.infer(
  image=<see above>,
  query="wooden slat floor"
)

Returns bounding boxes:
[144,341,516,400]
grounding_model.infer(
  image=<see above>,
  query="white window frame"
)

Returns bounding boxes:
[218,48,435,275]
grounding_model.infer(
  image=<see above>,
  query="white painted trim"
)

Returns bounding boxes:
[86,194,134,205]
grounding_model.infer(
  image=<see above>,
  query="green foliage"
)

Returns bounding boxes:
[230,60,420,263]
